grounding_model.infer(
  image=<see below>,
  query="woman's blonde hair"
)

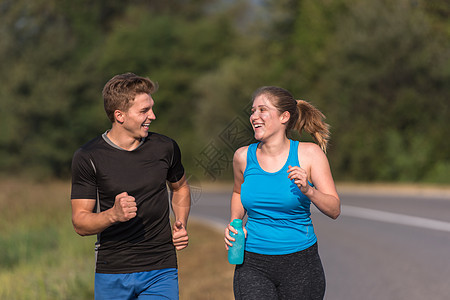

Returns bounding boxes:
[252,86,330,152]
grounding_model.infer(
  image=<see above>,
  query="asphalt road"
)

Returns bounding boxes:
[188,185,450,300]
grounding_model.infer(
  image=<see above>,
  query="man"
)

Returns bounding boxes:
[71,73,190,299]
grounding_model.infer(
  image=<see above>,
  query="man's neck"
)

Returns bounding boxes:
[106,127,142,151]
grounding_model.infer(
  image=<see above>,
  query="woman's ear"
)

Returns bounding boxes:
[280,111,290,124]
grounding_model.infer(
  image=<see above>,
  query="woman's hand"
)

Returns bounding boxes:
[287,165,311,195]
[224,221,247,250]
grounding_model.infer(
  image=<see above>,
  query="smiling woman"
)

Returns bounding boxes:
[250,95,287,143]
[225,86,340,299]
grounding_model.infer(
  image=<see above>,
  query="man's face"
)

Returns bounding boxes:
[120,93,156,139]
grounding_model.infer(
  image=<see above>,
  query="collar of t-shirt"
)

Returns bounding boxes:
[102,130,145,151]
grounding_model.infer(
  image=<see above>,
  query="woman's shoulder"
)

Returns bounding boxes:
[234,145,249,162]
[298,141,325,159]
[232,145,250,175]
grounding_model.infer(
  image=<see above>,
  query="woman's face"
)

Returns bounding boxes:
[250,94,286,141]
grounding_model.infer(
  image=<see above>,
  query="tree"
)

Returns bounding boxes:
[315,0,450,181]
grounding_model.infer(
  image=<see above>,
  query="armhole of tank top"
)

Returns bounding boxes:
[293,140,300,168]
[243,144,255,177]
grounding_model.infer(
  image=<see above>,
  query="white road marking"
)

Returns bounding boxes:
[341,205,450,233]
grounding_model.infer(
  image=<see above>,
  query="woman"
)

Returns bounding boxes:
[224,86,340,300]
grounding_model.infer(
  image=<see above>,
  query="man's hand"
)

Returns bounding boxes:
[172,220,189,250]
[112,192,137,222]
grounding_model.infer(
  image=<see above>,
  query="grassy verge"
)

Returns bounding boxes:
[0,179,233,299]
[178,221,234,300]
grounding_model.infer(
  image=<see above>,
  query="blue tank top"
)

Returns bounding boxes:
[240,139,317,255]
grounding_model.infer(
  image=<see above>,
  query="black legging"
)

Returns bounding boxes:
[233,243,326,300]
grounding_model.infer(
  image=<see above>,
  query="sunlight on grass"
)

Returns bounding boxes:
[178,221,235,300]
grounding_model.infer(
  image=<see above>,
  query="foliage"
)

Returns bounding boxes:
[0,0,448,183]
[95,4,239,170]
[315,0,450,181]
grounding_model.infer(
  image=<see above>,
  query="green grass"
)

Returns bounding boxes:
[0,179,234,299]
[178,222,234,300]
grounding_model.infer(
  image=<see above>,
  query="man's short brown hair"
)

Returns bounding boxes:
[102,73,158,123]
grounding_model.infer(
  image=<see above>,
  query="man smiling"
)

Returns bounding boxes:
[70,73,190,299]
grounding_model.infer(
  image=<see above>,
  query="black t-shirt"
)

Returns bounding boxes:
[71,132,185,274]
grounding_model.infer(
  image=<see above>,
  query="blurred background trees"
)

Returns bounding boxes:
[0,0,448,183]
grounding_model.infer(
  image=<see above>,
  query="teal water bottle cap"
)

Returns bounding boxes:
[231,219,242,227]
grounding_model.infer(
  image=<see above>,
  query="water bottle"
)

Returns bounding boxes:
[228,219,245,264]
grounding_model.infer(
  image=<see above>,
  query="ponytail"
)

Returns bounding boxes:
[294,100,330,153]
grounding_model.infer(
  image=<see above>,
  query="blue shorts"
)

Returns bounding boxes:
[94,268,179,300]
